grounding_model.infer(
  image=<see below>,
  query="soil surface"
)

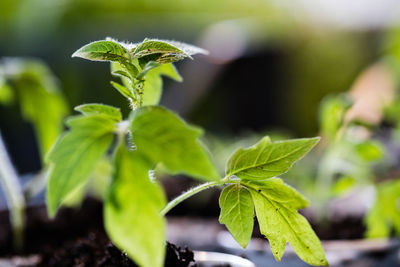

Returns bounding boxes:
[0,199,195,266]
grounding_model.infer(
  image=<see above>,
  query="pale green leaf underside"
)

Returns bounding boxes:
[72,40,128,62]
[249,184,327,266]
[219,184,254,248]
[226,137,320,180]
[105,147,166,267]
[75,103,122,122]
[46,114,117,216]
[130,106,219,181]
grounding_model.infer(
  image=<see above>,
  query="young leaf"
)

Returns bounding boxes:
[110,81,135,103]
[142,63,182,106]
[130,106,219,181]
[112,61,181,106]
[219,184,254,248]
[137,61,161,80]
[75,103,122,122]
[133,39,191,59]
[111,62,131,85]
[105,147,166,267]
[165,40,209,57]
[248,180,327,266]
[46,114,117,217]
[133,39,207,65]
[226,137,320,181]
[72,40,128,63]
[112,70,132,81]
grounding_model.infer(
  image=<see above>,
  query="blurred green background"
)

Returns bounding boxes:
[0,0,397,174]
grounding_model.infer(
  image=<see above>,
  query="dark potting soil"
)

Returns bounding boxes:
[0,199,195,267]
[39,232,195,267]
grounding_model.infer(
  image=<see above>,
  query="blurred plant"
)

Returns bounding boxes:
[0,132,24,250]
[285,61,400,239]
[0,58,68,160]
[46,37,327,266]
[0,58,68,250]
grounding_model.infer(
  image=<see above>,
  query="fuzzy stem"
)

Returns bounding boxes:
[160,177,234,216]
[0,133,25,251]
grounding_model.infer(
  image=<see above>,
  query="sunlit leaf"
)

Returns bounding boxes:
[219,184,254,248]
[226,136,320,180]
[72,40,128,63]
[130,106,219,181]
[247,179,327,266]
[46,114,117,216]
[105,146,166,267]
[142,63,182,106]
[110,81,135,103]
[75,103,122,122]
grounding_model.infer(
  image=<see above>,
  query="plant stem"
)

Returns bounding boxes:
[0,133,25,251]
[160,177,234,216]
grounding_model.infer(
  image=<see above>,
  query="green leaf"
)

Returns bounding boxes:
[111,62,132,88]
[75,103,122,122]
[2,58,68,158]
[112,70,133,81]
[155,63,183,82]
[137,61,161,80]
[226,136,320,181]
[248,180,327,266]
[134,39,207,65]
[219,184,254,248]
[164,40,209,57]
[365,180,400,238]
[105,146,166,267]
[142,63,182,106]
[331,175,356,196]
[319,94,352,141]
[72,40,128,63]
[46,114,116,217]
[242,178,309,210]
[0,79,14,105]
[133,39,191,59]
[110,81,135,103]
[355,140,384,162]
[130,106,219,181]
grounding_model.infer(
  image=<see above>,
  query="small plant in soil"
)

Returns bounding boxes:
[0,58,68,250]
[45,37,328,266]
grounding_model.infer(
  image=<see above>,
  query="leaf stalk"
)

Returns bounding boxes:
[160,176,233,216]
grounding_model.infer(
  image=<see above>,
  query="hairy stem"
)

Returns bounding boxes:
[0,133,25,251]
[160,177,234,216]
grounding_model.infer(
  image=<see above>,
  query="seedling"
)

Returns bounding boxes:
[0,59,68,250]
[46,38,327,267]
